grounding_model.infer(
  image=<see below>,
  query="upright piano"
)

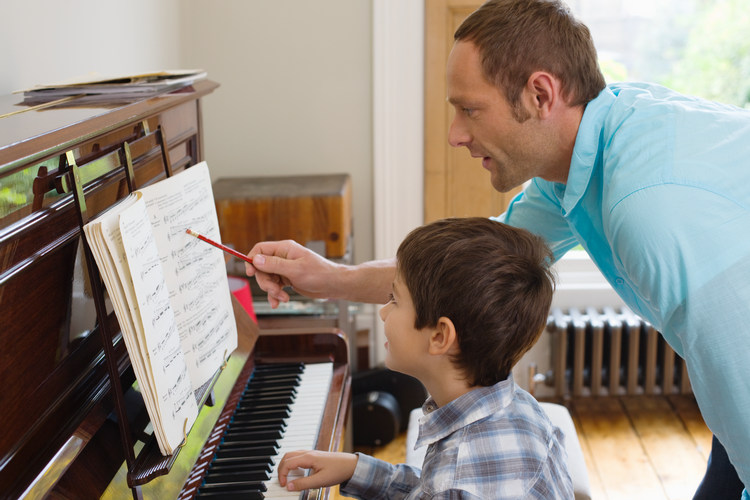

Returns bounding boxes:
[0,80,351,499]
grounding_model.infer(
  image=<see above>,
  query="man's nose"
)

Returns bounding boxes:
[448,116,470,148]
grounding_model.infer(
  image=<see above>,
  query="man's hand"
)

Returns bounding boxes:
[277,450,358,492]
[245,240,341,308]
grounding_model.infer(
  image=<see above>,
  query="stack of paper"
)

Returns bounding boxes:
[17,69,207,105]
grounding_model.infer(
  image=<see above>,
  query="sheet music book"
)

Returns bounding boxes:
[83,162,238,455]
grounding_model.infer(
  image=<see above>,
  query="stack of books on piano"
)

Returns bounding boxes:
[17,69,206,105]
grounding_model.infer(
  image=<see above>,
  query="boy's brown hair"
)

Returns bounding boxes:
[396,217,555,386]
[454,0,606,120]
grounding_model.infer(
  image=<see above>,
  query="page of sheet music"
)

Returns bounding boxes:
[84,194,155,409]
[84,193,161,420]
[118,198,199,454]
[138,162,238,392]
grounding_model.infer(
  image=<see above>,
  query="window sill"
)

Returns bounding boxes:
[551,251,625,310]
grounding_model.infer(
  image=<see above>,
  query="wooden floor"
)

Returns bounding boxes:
[334,394,711,500]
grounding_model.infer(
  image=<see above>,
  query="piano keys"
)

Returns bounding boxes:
[183,362,333,499]
[177,325,351,500]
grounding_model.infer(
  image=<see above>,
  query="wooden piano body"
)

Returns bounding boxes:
[0,81,350,499]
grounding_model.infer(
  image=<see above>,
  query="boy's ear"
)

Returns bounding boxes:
[428,317,458,356]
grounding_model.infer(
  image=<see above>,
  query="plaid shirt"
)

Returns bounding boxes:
[341,376,573,499]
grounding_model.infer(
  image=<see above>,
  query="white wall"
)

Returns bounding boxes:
[180,0,374,263]
[1,0,374,265]
[0,0,182,95]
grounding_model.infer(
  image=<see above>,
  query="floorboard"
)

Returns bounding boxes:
[571,397,667,500]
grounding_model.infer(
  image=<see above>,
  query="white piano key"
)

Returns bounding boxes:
[262,362,333,499]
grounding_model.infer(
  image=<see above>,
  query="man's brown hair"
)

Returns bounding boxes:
[396,217,555,386]
[455,0,606,119]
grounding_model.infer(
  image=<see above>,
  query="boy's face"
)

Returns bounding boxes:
[378,273,428,378]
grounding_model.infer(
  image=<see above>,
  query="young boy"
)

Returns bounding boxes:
[277,217,572,499]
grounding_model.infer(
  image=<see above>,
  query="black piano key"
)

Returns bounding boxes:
[252,370,302,379]
[196,492,265,500]
[197,481,266,496]
[243,380,298,393]
[237,405,291,415]
[201,479,265,489]
[235,401,291,413]
[218,439,278,450]
[238,395,294,408]
[215,445,278,460]
[207,462,273,475]
[224,421,287,433]
[242,379,299,391]
[210,456,274,467]
[203,468,270,482]
[223,424,286,437]
[241,390,297,403]
[232,408,291,420]
[222,429,283,441]
[203,470,271,484]
[243,385,298,395]
[228,416,287,428]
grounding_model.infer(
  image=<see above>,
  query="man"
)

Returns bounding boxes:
[246,1,750,497]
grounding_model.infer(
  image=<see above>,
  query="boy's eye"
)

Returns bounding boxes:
[386,293,396,304]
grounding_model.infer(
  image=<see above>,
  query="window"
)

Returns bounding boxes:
[570,0,750,107]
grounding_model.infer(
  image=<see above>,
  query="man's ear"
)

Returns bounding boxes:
[525,71,559,118]
[428,317,458,356]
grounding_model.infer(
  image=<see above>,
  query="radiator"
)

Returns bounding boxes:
[535,307,692,398]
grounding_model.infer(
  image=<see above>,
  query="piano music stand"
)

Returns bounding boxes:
[64,123,223,499]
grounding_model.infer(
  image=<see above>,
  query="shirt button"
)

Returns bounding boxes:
[616,278,625,285]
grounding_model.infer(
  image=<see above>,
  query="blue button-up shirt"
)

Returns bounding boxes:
[340,376,572,499]
[495,82,750,496]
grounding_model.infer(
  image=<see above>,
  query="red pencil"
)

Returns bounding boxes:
[186,228,254,265]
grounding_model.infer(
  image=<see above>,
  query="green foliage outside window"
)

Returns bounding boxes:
[0,165,40,219]
[664,0,750,108]
[596,0,750,109]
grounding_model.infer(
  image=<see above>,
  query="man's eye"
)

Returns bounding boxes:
[463,107,475,117]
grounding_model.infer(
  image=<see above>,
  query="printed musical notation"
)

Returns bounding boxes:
[82,163,237,455]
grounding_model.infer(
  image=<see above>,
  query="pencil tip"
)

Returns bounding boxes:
[186,228,196,236]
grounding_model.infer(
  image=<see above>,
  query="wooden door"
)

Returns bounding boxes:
[424,0,522,223]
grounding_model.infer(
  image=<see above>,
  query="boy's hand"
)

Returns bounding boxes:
[277,450,358,492]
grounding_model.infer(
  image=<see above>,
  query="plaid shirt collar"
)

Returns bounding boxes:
[415,374,515,450]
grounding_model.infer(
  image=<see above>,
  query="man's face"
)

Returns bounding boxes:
[446,40,549,192]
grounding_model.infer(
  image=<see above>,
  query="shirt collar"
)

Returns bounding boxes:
[558,85,617,214]
[414,374,516,449]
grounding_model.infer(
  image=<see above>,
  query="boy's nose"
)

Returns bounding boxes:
[378,303,389,321]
